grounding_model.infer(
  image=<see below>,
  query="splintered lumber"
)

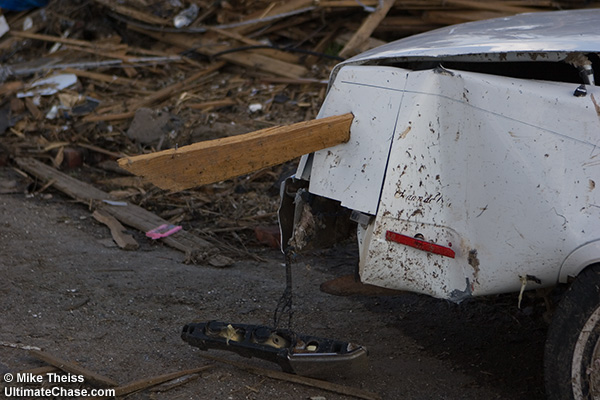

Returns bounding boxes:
[93,0,170,26]
[118,113,354,192]
[232,0,315,35]
[207,27,301,64]
[14,157,212,255]
[186,98,236,111]
[339,0,396,59]
[19,366,61,375]
[443,0,538,14]
[130,27,308,79]
[92,209,139,250]
[10,31,121,50]
[62,68,145,88]
[336,32,386,55]
[113,365,213,396]
[423,10,506,25]
[29,349,118,387]
[83,62,225,122]
[200,353,381,400]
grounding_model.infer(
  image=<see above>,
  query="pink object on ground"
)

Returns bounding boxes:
[146,224,182,239]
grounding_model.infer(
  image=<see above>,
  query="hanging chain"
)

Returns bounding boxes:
[273,247,295,329]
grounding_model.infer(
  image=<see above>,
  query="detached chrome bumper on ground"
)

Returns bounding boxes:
[182,321,367,377]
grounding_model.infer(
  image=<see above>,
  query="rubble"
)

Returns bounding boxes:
[2,1,593,254]
[0,1,597,397]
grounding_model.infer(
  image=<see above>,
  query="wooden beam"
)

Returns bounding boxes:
[113,365,213,397]
[29,349,119,387]
[62,68,144,88]
[335,32,386,55]
[92,209,139,250]
[423,10,507,25]
[200,353,381,400]
[118,113,354,192]
[83,62,225,122]
[14,158,214,257]
[443,0,538,14]
[339,0,396,59]
[232,0,315,35]
[206,27,301,64]
[130,27,308,79]
[10,30,123,51]
[93,0,170,26]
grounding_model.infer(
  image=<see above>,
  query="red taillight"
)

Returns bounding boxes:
[385,230,455,258]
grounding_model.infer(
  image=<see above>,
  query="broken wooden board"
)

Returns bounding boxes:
[14,157,214,257]
[93,0,171,26]
[113,365,213,397]
[83,62,225,122]
[232,0,315,35]
[335,32,386,55]
[92,209,139,250]
[339,0,396,59]
[118,113,354,192]
[200,353,381,400]
[29,349,118,387]
[129,27,308,80]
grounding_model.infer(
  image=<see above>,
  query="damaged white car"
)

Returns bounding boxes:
[277,9,600,400]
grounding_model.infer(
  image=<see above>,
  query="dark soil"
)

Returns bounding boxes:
[0,182,550,400]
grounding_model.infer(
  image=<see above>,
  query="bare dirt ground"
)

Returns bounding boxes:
[0,173,549,400]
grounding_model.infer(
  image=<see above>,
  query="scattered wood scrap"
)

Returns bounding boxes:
[92,209,139,250]
[339,0,397,58]
[13,157,229,264]
[0,0,595,267]
[0,2,597,399]
[113,365,213,397]
[18,365,61,376]
[200,353,382,400]
[28,349,119,387]
[19,348,213,396]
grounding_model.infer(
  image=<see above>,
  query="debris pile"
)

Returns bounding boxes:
[0,0,596,258]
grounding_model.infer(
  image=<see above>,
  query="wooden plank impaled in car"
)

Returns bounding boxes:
[118,113,354,192]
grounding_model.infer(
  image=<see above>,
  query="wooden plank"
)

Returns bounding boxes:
[320,0,379,7]
[10,30,122,50]
[82,111,136,123]
[443,0,538,14]
[186,98,236,111]
[339,0,396,59]
[201,353,381,400]
[92,209,139,250]
[62,68,144,88]
[130,63,225,109]
[335,32,386,55]
[15,157,108,201]
[93,0,170,26]
[423,10,507,25]
[113,365,213,397]
[24,97,43,120]
[130,27,308,79]
[117,113,353,192]
[13,158,213,255]
[0,8,45,52]
[29,349,119,387]
[232,0,314,35]
[207,27,301,64]
[83,62,225,122]
[19,365,60,375]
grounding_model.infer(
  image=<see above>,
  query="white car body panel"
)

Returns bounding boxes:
[293,10,600,299]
